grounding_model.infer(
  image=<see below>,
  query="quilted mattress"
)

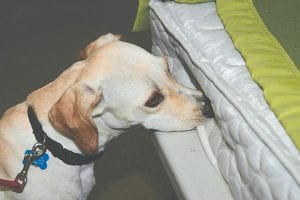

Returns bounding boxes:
[149,0,300,199]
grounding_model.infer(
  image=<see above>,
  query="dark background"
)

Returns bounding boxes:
[0,1,177,199]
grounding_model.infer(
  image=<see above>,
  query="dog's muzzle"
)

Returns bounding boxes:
[166,57,215,119]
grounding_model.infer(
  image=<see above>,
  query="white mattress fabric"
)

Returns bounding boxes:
[149,1,300,199]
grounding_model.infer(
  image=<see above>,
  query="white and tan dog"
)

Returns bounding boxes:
[0,33,209,199]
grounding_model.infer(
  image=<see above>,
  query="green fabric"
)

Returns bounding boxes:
[133,0,150,31]
[216,0,300,149]
[133,0,212,31]
[253,0,300,70]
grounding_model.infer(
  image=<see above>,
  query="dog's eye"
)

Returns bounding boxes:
[145,92,164,108]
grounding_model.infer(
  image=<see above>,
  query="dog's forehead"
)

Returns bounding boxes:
[100,41,155,59]
[86,41,155,65]
[79,41,167,85]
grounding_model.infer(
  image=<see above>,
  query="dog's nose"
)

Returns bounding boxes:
[198,96,214,118]
[203,103,214,118]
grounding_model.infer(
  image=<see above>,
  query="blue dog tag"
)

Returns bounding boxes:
[23,150,49,170]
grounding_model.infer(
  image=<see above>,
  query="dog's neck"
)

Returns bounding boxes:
[26,101,125,154]
[25,103,124,154]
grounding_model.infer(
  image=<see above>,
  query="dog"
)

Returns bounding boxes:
[0,33,210,199]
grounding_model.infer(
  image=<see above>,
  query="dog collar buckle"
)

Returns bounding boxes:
[14,142,47,192]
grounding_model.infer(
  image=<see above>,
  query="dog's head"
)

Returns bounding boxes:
[48,33,212,155]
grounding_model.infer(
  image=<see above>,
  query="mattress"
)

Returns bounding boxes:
[216,0,300,148]
[149,0,300,199]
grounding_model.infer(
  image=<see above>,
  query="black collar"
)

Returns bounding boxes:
[27,106,104,166]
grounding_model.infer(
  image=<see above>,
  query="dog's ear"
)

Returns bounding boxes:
[78,33,121,60]
[48,83,102,155]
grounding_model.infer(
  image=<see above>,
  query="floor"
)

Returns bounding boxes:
[0,1,178,199]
